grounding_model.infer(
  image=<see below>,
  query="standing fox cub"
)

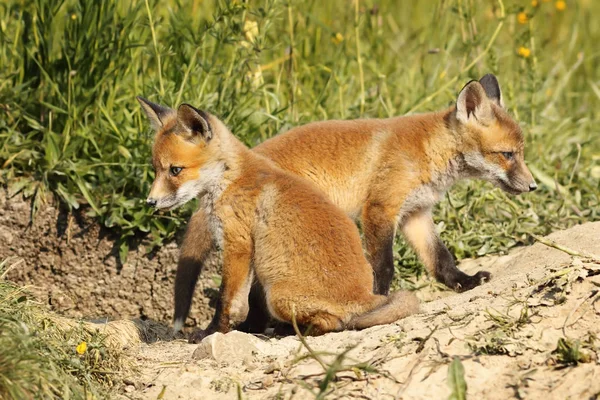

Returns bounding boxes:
[138,98,419,342]
[161,74,537,334]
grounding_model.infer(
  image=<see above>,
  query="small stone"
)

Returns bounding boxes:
[264,361,282,374]
[0,230,13,245]
[48,288,75,311]
[517,358,531,370]
[243,357,258,371]
[122,378,135,386]
[192,331,262,364]
[261,375,274,388]
[124,385,135,393]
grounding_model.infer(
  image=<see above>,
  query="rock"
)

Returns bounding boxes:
[243,357,258,371]
[192,331,262,364]
[264,360,282,374]
[49,288,75,311]
[0,230,13,245]
[261,375,274,388]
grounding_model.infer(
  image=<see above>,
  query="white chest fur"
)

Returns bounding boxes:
[195,162,227,249]
[398,158,463,223]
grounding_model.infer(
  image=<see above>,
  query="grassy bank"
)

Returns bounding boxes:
[0,0,598,281]
[0,260,125,399]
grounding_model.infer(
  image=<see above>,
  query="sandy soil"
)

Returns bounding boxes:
[116,222,600,400]
[2,191,599,399]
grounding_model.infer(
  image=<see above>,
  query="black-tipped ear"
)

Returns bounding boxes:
[176,104,212,142]
[137,96,174,130]
[456,80,494,124]
[479,74,504,108]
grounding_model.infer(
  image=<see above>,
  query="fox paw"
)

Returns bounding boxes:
[236,319,268,334]
[454,270,492,292]
[188,328,212,344]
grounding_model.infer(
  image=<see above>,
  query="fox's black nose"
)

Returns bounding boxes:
[147,198,158,207]
[529,182,538,192]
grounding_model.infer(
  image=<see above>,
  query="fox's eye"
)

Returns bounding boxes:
[501,152,514,161]
[170,166,183,176]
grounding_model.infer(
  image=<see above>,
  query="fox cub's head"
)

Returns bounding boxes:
[137,97,225,210]
[455,74,537,194]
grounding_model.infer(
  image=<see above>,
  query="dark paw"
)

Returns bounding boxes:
[475,270,492,283]
[188,328,213,344]
[236,320,266,334]
[454,270,492,292]
[373,285,391,296]
[273,323,297,337]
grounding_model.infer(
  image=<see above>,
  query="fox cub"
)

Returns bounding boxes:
[167,74,537,332]
[138,98,419,343]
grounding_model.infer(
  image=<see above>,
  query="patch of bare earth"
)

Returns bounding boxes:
[114,222,600,400]
[0,190,219,328]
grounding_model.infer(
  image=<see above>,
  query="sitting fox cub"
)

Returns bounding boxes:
[138,98,419,342]
[164,74,537,333]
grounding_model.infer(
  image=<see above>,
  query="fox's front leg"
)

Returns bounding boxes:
[188,231,253,344]
[173,209,215,332]
[401,208,491,292]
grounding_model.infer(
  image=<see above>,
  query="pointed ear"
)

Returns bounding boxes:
[479,73,504,108]
[176,104,213,142]
[456,80,494,125]
[136,96,174,131]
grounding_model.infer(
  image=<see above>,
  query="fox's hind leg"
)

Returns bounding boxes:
[236,280,271,334]
[268,297,343,336]
[362,201,398,295]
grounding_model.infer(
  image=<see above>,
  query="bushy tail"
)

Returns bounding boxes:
[346,291,419,330]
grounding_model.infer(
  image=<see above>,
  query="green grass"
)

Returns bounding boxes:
[0,0,598,279]
[0,260,124,399]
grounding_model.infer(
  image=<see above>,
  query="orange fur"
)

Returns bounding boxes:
[137,98,419,342]
[249,75,535,294]
[143,74,536,330]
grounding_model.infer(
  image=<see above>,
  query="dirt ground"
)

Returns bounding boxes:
[0,190,220,327]
[112,221,599,400]
[2,191,600,399]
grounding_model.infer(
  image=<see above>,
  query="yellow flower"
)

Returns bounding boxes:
[532,0,539,6]
[331,33,344,45]
[517,12,529,24]
[243,20,258,43]
[71,13,77,20]
[241,20,258,49]
[555,1,566,11]
[518,46,531,58]
[76,341,87,355]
